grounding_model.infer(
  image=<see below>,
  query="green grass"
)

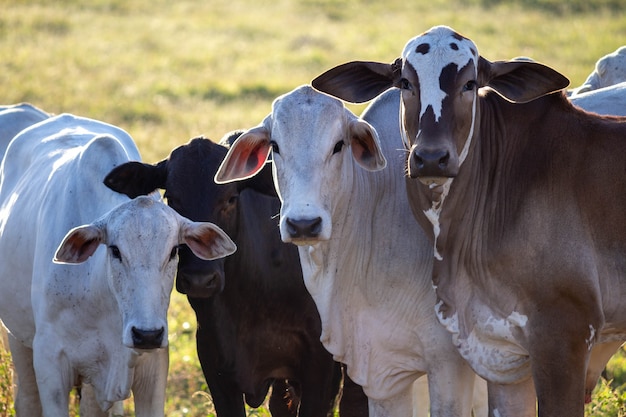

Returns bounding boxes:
[1,0,626,415]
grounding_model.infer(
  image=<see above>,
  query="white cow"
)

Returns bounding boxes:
[570,81,626,116]
[0,103,49,158]
[0,114,236,417]
[569,46,626,96]
[215,85,484,417]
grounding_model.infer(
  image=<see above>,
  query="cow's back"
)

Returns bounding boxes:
[0,103,49,160]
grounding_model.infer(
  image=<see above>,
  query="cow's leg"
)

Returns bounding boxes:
[78,384,109,417]
[295,358,343,417]
[202,370,246,417]
[195,324,246,417]
[32,335,72,417]
[427,358,477,417]
[269,380,300,417]
[486,379,535,417]
[367,385,413,417]
[530,338,589,417]
[585,341,623,403]
[132,348,168,417]
[8,333,42,417]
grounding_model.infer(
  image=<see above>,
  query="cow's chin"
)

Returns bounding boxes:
[288,237,325,246]
[418,176,450,187]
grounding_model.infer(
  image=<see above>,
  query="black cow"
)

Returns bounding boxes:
[104,135,367,417]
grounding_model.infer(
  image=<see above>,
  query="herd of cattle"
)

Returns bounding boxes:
[0,25,625,417]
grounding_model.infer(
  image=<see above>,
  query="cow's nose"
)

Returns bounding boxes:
[411,148,450,178]
[177,270,223,298]
[131,326,164,349]
[286,217,322,238]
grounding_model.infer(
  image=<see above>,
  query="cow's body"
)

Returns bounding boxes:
[103,136,353,417]
[0,114,235,417]
[570,81,626,116]
[570,46,626,95]
[215,86,484,417]
[0,103,49,354]
[311,25,626,417]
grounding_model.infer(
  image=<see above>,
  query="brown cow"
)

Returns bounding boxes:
[311,25,626,417]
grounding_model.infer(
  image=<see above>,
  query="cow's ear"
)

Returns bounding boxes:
[104,160,168,198]
[348,117,387,172]
[214,125,271,184]
[479,56,570,103]
[312,59,401,104]
[53,224,104,264]
[180,220,237,261]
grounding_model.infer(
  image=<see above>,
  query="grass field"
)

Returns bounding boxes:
[1,0,626,415]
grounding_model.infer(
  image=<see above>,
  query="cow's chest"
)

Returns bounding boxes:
[435,298,531,384]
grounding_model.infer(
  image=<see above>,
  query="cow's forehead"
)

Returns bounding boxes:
[107,198,177,245]
[271,87,346,150]
[402,26,479,120]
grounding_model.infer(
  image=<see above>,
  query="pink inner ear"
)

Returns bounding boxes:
[216,135,271,183]
[248,150,266,174]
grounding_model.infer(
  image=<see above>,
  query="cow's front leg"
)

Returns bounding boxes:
[132,348,168,417]
[32,335,72,417]
[487,378,535,417]
[367,385,413,417]
[427,357,478,417]
[9,333,42,417]
[531,337,589,417]
[585,341,623,403]
[78,383,110,417]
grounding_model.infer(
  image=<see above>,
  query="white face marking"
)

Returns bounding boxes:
[586,325,596,351]
[422,178,452,260]
[423,207,442,261]
[402,26,478,122]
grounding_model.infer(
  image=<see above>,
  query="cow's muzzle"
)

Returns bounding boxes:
[131,326,165,349]
[176,269,224,298]
[286,217,322,240]
[408,146,458,180]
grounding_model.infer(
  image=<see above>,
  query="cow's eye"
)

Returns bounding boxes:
[110,245,122,261]
[169,246,178,260]
[269,141,280,154]
[332,140,344,155]
[463,80,477,92]
[400,78,412,91]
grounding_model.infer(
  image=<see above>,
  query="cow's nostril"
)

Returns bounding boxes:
[413,149,450,175]
[438,152,450,169]
[414,152,425,169]
[286,217,323,238]
[131,326,164,349]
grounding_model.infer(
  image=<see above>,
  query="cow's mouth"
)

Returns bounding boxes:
[417,176,450,187]
[289,237,323,246]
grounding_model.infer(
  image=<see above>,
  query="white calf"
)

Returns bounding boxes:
[0,114,236,417]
